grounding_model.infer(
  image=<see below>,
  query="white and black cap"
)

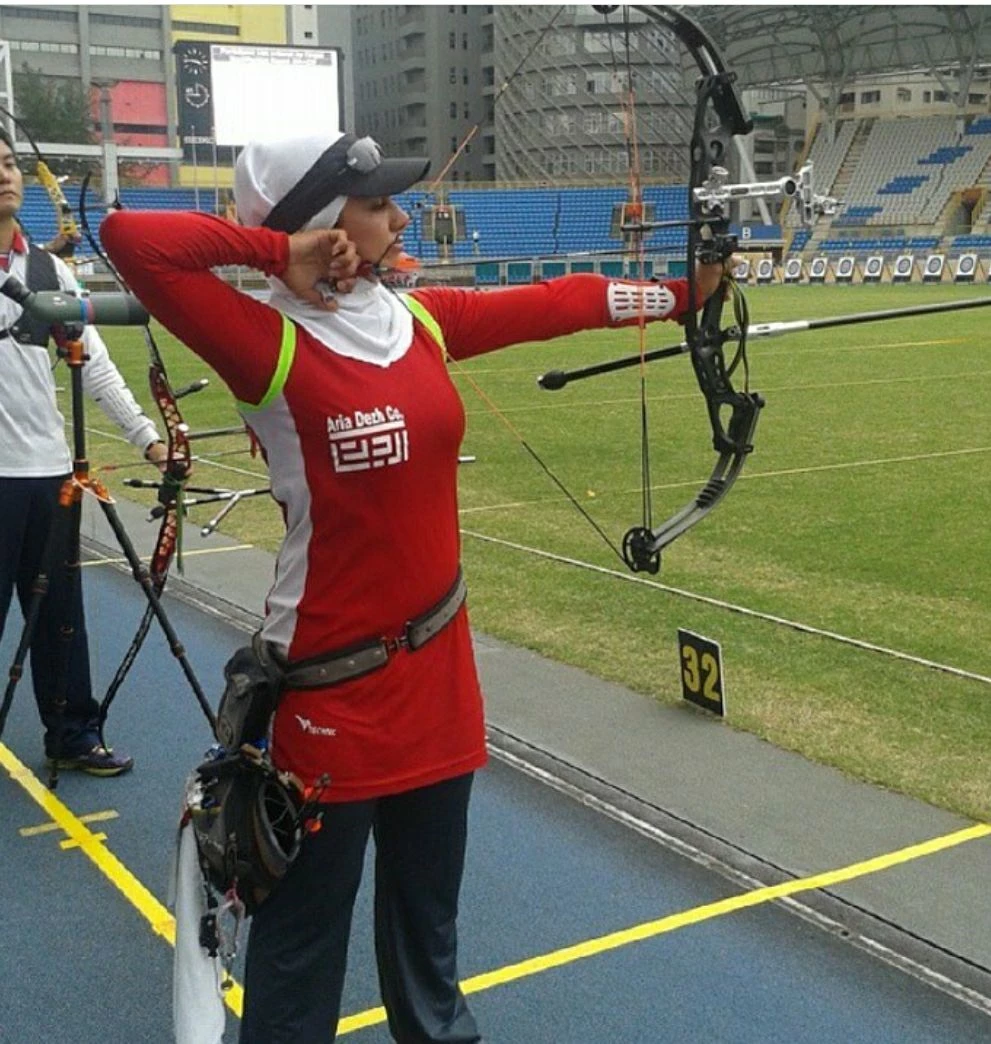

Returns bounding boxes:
[234,132,429,234]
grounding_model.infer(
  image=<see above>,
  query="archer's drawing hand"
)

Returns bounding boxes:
[285,229,360,311]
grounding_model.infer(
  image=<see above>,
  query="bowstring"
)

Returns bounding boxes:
[605,6,654,538]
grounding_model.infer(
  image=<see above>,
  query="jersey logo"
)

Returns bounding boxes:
[295,714,337,737]
[327,405,409,473]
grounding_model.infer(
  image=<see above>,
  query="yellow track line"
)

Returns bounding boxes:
[3,738,987,1036]
[337,825,991,1033]
[0,743,245,1016]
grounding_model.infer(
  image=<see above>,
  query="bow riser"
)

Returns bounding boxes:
[35,160,80,253]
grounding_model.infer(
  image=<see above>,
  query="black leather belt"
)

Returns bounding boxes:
[265,568,467,690]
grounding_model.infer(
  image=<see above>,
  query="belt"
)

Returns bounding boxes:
[268,568,467,690]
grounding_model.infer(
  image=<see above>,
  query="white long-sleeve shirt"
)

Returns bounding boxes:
[0,232,160,477]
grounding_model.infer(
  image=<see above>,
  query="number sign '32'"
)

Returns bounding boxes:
[677,629,725,717]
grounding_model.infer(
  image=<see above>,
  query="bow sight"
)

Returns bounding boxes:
[623,162,844,240]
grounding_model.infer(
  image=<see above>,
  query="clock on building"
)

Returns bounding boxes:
[180,44,210,78]
[175,41,215,148]
[184,82,211,109]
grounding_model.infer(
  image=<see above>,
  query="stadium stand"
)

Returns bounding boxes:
[802,119,857,209]
[21,111,991,276]
[398,184,689,262]
[16,185,211,255]
[826,115,991,227]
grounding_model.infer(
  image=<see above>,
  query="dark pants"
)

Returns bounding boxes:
[0,476,100,756]
[240,772,482,1044]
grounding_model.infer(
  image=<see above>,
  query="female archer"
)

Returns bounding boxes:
[101,131,727,1043]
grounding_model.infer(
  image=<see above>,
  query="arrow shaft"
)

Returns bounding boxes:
[539,294,991,389]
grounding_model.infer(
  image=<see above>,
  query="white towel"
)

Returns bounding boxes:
[171,819,227,1044]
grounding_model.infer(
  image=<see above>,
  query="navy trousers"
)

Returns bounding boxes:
[0,476,101,756]
[240,772,482,1044]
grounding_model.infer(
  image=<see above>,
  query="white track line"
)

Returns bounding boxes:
[459,445,991,514]
[84,425,268,480]
[460,530,991,687]
[462,367,991,415]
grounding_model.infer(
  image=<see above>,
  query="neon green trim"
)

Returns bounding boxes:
[402,294,447,354]
[237,313,296,412]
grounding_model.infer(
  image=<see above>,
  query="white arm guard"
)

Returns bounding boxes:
[607,281,676,323]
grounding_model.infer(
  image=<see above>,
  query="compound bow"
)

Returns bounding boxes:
[540,6,836,574]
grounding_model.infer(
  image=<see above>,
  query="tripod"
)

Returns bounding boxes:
[0,321,215,788]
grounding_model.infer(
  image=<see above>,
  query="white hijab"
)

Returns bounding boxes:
[234,133,413,367]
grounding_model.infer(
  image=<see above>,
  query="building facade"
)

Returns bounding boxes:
[0,4,345,187]
[351,5,493,184]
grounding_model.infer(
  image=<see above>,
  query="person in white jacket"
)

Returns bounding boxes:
[0,126,166,776]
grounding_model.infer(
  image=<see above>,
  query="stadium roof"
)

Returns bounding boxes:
[670,5,991,88]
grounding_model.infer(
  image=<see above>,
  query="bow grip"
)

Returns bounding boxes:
[696,229,738,266]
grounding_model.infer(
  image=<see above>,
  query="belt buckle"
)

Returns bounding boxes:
[385,627,411,655]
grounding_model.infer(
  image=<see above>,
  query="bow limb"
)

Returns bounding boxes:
[78,175,194,737]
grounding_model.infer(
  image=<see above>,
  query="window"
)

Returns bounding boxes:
[896,87,912,103]
[173,20,238,34]
[12,40,81,55]
[461,32,468,49]
[544,32,576,57]
[859,90,880,104]
[923,90,932,103]
[93,12,160,28]
[450,102,457,118]
[89,44,160,59]
[449,32,456,48]
[462,68,469,85]
[450,66,457,85]
[586,69,627,95]
[584,30,618,54]
[548,72,578,96]
[933,90,950,103]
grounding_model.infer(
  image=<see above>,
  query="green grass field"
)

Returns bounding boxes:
[86,281,991,821]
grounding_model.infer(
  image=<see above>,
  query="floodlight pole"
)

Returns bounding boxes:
[92,79,120,206]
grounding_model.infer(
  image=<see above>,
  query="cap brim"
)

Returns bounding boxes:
[341,157,431,197]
